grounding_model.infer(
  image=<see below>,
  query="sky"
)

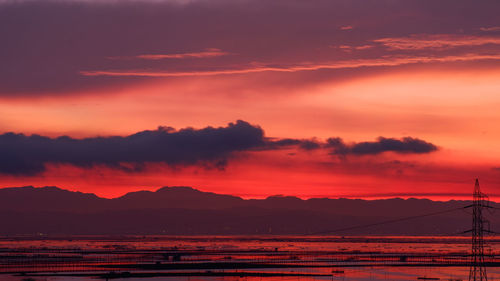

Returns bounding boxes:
[1,0,500,200]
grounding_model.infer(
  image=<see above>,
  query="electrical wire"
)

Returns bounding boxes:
[307,206,468,235]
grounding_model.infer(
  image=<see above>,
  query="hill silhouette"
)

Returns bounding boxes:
[0,186,493,235]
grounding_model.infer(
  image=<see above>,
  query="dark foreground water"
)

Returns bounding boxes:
[0,236,498,281]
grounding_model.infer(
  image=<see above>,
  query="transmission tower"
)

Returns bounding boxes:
[468,178,489,281]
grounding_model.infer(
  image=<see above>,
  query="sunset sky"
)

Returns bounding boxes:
[1,0,500,200]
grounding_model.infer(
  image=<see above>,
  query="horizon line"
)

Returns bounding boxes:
[0,185,495,203]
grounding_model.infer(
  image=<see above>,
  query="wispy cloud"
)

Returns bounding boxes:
[374,34,500,50]
[108,48,228,60]
[81,53,500,77]
[337,45,374,52]
[480,26,500,32]
[339,25,353,30]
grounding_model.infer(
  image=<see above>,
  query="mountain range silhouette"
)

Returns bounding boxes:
[0,186,493,236]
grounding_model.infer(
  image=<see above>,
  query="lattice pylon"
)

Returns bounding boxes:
[469,178,488,281]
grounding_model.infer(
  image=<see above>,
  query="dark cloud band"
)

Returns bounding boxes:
[326,137,438,155]
[266,136,438,155]
[0,120,264,176]
[0,121,438,176]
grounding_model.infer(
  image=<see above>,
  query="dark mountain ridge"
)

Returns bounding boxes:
[0,186,490,235]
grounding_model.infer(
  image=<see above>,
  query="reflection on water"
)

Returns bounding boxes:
[0,236,498,281]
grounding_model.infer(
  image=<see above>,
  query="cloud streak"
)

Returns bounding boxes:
[108,48,227,60]
[480,26,500,32]
[374,34,500,50]
[80,53,500,77]
[1,0,500,96]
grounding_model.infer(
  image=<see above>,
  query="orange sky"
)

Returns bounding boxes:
[1,0,500,200]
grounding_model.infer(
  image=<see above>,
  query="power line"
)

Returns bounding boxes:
[307,206,468,235]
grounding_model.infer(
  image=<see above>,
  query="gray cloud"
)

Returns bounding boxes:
[265,136,438,155]
[0,120,265,175]
[0,119,439,176]
[326,137,438,155]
